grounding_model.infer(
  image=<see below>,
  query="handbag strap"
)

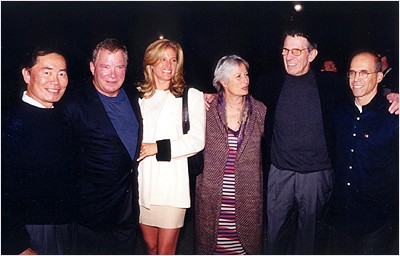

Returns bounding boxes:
[182,86,190,134]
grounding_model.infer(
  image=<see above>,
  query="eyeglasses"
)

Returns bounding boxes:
[281,48,308,56]
[346,70,378,79]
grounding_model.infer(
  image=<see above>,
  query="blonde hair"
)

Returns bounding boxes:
[138,39,185,98]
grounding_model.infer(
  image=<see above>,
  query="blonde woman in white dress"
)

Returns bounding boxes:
[137,39,205,254]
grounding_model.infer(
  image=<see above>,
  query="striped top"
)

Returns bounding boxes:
[214,129,246,255]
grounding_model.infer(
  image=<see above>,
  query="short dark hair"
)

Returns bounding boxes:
[282,26,317,50]
[22,47,67,69]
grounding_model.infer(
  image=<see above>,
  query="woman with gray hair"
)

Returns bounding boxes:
[195,55,266,254]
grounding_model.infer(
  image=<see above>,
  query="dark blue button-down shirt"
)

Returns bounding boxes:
[331,92,399,235]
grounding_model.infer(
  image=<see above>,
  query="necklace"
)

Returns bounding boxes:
[226,102,243,130]
[226,101,244,111]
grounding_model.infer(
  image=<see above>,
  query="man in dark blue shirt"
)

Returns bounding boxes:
[331,51,399,254]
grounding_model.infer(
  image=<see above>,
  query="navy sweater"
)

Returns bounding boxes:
[1,101,78,254]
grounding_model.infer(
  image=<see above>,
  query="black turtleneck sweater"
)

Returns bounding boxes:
[271,70,331,172]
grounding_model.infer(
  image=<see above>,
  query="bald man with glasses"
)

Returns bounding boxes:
[330,50,398,254]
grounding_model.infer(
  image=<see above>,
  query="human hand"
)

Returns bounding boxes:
[204,93,216,111]
[137,143,158,161]
[20,248,37,255]
[386,92,399,115]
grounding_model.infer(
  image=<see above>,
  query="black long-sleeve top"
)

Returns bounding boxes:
[251,69,351,172]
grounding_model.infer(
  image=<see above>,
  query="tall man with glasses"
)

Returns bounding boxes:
[251,27,399,254]
[330,51,398,254]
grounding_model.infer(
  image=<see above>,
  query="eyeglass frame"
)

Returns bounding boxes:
[281,48,309,56]
[346,70,379,79]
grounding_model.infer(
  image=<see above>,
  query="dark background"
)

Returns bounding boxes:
[2,1,399,112]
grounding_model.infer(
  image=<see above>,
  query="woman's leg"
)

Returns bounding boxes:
[140,224,159,255]
[158,228,181,255]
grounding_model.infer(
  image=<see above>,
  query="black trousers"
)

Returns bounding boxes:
[26,223,77,254]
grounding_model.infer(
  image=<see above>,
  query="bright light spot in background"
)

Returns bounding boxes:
[294,3,303,12]
[159,35,164,39]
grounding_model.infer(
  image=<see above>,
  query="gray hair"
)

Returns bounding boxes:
[92,38,128,64]
[213,55,249,91]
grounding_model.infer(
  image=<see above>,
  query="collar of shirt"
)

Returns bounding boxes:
[22,91,54,108]
[349,91,387,116]
[383,67,392,77]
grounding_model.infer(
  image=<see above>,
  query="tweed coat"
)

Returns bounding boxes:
[195,95,266,255]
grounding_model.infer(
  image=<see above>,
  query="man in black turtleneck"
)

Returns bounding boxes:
[257,28,343,255]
